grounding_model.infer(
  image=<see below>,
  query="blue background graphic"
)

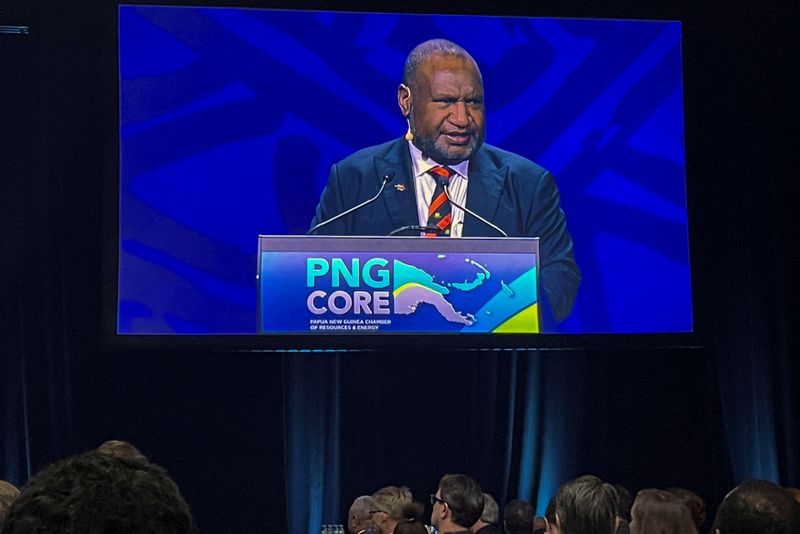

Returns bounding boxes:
[118,6,692,334]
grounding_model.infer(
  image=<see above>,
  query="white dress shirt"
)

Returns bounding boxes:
[407,141,469,238]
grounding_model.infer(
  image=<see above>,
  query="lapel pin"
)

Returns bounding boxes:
[394,184,407,192]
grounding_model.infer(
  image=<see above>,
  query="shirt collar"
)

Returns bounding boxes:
[407,140,469,180]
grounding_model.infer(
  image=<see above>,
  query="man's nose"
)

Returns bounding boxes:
[448,101,470,127]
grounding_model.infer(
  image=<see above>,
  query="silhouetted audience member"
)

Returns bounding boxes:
[0,481,20,525]
[503,499,533,534]
[373,485,414,534]
[548,475,617,534]
[544,498,559,534]
[613,485,632,534]
[431,473,484,534]
[472,493,501,534]
[394,502,428,534]
[97,439,149,463]
[629,489,697,534]
[666,487,706,532]
[613,485,632,523]
[348,495,380,534]
[0,451,196,534]
[712,479,800,534]
[533,516,547,534]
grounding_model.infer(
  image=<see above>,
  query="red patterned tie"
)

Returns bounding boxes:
[425,166,454,237]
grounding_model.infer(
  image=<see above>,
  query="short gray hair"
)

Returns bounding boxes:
[349,495,378,521]
[481,493,499,523]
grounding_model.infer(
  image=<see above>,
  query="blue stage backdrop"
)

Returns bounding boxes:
[118,6,691,334]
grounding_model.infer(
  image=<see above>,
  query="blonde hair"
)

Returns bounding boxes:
[372,486,413,520]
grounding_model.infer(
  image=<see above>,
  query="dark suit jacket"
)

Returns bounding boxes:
[310,138,581,322]
[474,524,504,534]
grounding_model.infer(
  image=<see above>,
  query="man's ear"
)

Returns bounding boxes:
[398,83,412,117]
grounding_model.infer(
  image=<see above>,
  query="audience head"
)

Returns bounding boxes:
[503,499,534,534]
[394,502,427,534]
[0,451,196,534]
[348,495,379,534]
[431,473,484,531]
[372,485,413,534]
[97,439,148,464]
[629,489,697,534]
[0,481,20,525]
[544,497,559,534]
[786,487,800,505]
[614,485,633,522]
[712,479,800,534]
[533,515,547,534]
[472,493,499,531]
[666,487,706,531]
[550,475,617,534]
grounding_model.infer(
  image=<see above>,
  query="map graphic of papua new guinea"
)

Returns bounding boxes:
[392,259,489,325]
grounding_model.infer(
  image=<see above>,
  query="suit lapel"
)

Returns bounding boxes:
[374,139,418,231]
[465,148,507,236]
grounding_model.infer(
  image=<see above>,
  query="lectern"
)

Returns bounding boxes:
[258,236,540,334]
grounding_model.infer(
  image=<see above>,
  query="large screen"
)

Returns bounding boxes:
[118,5,692,335]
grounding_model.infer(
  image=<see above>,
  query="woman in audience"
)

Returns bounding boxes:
[629,489,697,534]
[394,502,428,534]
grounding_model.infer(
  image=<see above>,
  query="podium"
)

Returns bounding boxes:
[257,236,540,334]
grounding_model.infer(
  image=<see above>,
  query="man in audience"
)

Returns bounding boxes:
[666,487,706,533]
[712,479,800,534]
[348,495,380,534]
[503,499,534,534]
[431,473,484,534]
[373,485,414,534]
[472,493,501,534]
[0,481,20,525]
[96,439,149,463]
[547,475,618,534]
[0,451,197,534]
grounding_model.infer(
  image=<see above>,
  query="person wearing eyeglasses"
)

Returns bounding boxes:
[430,474,484,534]
[373,485,414,534]
[348,495,381,534]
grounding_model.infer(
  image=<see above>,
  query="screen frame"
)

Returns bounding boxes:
[102,0,707,352]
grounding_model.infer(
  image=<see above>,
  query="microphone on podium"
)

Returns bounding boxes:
[437,176,508,237]
[308,170,396,235]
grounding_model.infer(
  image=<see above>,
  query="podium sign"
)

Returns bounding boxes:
[258,236,540,334]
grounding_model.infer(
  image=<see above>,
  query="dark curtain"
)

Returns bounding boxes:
[284,354,342,534]
[1,3,98,484]
[687,0,798,486]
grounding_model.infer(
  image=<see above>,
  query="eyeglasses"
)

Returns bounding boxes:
[430,494,447,507]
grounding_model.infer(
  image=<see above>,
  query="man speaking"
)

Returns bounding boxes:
[310,39,581,322]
